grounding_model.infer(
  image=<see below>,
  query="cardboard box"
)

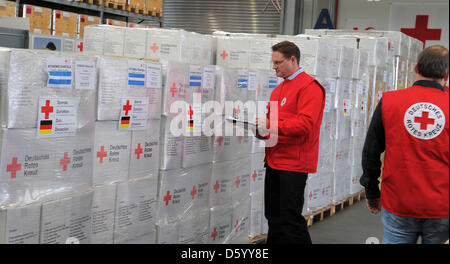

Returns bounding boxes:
[149,0,162,15]
[53,10,78,39]
[104,19,126,27]
[77,14,100,39]
[20,4,52,35]
[0,0,16,17]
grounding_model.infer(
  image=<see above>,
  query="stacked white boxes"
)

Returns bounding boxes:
[0,48,98,243]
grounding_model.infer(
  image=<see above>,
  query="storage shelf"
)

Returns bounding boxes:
[14,0,161,23]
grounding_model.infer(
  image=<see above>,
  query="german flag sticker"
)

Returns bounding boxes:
[39,120,53,134]
[120,116,130,128]
[188,120,194,130]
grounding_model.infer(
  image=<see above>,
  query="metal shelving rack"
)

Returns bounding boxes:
[13,0,161,25]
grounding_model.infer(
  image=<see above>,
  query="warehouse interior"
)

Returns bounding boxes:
[0,0,448,245]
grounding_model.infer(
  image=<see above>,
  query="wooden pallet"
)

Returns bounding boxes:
[104,0,126,11]
[249,235,267,244]
[126,4,148,15]
[76,0,101,5]
[305,191,366,227]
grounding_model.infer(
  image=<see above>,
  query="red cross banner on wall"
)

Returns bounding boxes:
[389,3,448,49]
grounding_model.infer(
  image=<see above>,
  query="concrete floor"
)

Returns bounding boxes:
[308,198,384,244]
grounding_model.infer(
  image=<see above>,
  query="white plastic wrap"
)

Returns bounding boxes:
[229,199,251,244]
[0,124,94,207]
[40,190,93,244]
[335,79,353,140]
[212,133,252,163]
[215,67,252,116]
[250,152,265,194]
[359,37,389,67]
[182,135,212,168]
[210,160,234,208]
[113,176,158,244]
[97,56,162,121]
[129,119,161,179]
[305,171,333,213]
[83,25,105,55]
[249,37,276,71]
[91,184,116,244]
[157,164,211,224]
[351,80,369,138]
[291,36,331,77]
[93,121,131,187]
[102,26,125,57]
[208,205,232,244]
[215,36,251,68]
[231,157,251,204]
[157,209,209,244]
[161,61,189,117]
[0,202,41,244]
[350,136,365,195]
[124,28,147,59]
[333,138,352,203]
[408,37,423,62]
[0,49,97,129]
[159,116,184,171]
[249,191,263,238]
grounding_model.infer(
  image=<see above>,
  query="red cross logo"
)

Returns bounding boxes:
[135,143,143,160]
[414,111,435,130]
[213,180,220,193]
[234,106,241,118]
[41,100,54,119]
[123,100,132,116]
[190,185,197,199]
[150,43,159,53]
[163,190,172,206]
[309,191,313,200]
[211,227,218,241]
[6,157,21,179]
[234,220,240,232]
[170,83,178,98]
[401,15,442,49]
[252,170,258,182]
[220,50,228,60]
[60,152,71,171]
[237,136,243,144]
[216,136,224,146]
[188,105,194,120]
[235,176,241,188]
[77,42,83,52]
[97,146,107,163]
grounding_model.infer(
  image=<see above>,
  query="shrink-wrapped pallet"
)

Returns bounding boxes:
[229,198,251,244]
[159,116,184,170]
[231,157,251,204]
[0,48,97,129]
[291,36,332,77]
[305,171,333,213]
[216,36,251,68]
[0,124,94,206]
[250,152,265,194]
[124,28,147,59]
[249,191,263,238]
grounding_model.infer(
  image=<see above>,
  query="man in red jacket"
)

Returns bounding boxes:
[256,41,325,244]
[361,45,449,244]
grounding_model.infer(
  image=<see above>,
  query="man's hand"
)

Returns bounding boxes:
[255,117,269,140]
[366,198,381,214]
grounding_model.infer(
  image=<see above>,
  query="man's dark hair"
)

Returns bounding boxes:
[272,41,300,65]
[417,45,449,79]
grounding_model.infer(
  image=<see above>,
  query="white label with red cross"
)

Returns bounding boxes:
[403,102,445,140]
[119,97,149,131]
[37,97,80,138]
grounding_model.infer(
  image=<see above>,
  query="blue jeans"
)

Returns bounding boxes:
[382,209,449,244]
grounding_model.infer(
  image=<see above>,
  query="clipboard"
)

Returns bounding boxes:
[225,116,257,133]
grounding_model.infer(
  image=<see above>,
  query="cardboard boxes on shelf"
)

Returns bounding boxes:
[52,10,78,39]
[0,0,16,17]
[19,4,52,35]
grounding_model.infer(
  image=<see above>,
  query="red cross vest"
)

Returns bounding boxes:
[265,72,325,173]
[381,85,449,218]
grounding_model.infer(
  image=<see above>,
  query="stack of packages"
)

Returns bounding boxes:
[141,28,215,244]
[406,37,423,88]
[0,48,97,244]
[94,53,162,243]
